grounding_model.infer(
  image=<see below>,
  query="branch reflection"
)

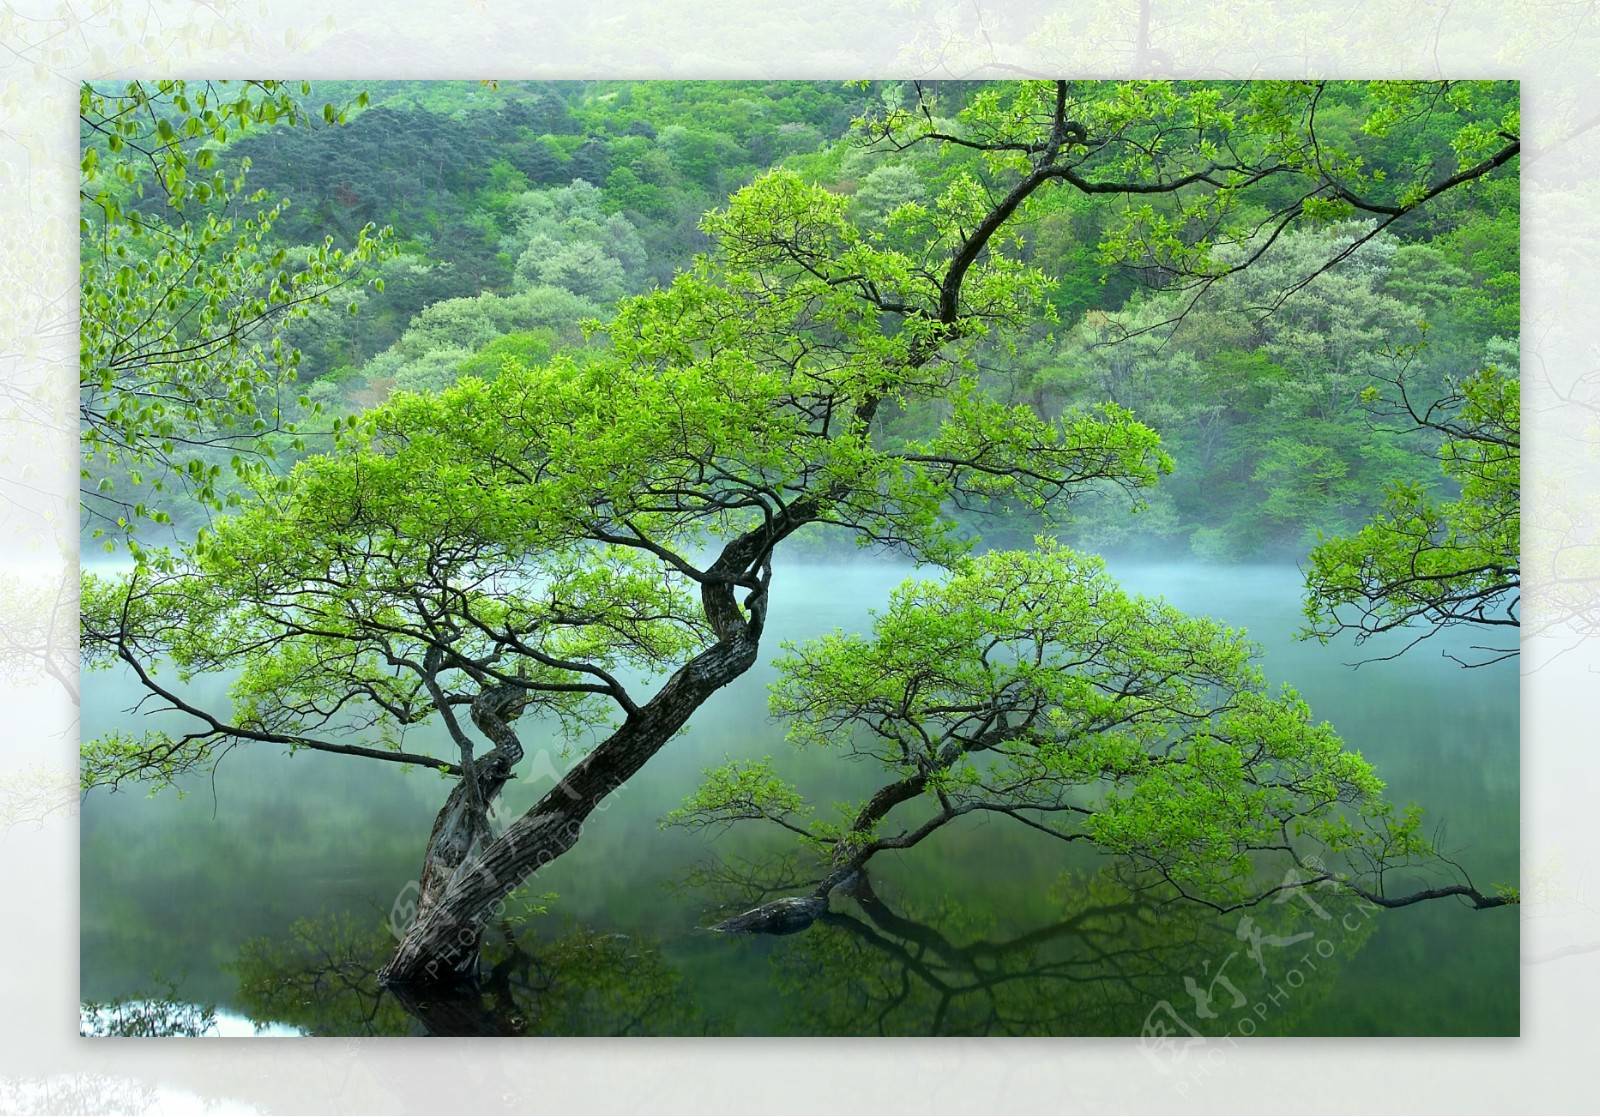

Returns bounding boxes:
[692,856,1379,1036]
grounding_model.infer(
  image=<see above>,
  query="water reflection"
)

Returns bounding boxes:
[81,861,1388,1037]
[79,563,1517,1034]
[222,914,709,1036]
[690,858,1378,1036]
[79,990,218,1038]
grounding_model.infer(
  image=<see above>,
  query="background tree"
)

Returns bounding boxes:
[1007,219,1506,561]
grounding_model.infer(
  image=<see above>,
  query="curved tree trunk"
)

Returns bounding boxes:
[406,755,519,938]
[381,570,769,986]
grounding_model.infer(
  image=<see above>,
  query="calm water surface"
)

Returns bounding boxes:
[79,560,1518,1036]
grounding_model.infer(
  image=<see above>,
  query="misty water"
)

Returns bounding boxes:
[79,560,1518,1036]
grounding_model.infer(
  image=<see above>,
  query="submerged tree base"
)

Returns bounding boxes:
[712,894,831,935]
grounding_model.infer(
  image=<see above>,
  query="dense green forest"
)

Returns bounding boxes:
[82,79,1518,563]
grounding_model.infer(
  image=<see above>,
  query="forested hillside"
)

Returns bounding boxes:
[82,78,1518,562]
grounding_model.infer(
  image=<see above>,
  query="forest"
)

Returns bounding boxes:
[78,79,1519,1036]
[82,79,1518,563]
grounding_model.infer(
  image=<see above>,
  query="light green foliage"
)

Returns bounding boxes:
[1302,363,1520,663]
[391,294,511,352]
[590,170,1166,559]
[901,388,1171,518]
[524,240,628,301]
[387,346,475,395]
[676,541,1404,901]
[84,165,1168,794]
[346,286,599,402]
[850,162,930,228]
[661,758,811,833]
[80,80,391,540]
[81,80,326,213]
[456,330,557,381]
[80,479,703,790]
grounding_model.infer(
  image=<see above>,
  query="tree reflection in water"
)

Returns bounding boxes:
[692,856,1379,1037]
[224,914,708,1036]
[79,988,219,1037]
[80,862,1383,1036]
[0,1076,162,1114]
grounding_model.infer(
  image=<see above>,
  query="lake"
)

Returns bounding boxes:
[79,559,1519,1036]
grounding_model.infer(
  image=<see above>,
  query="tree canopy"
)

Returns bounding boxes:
[669,542,1509,937]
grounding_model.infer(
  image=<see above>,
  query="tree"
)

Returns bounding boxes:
[83,80,1519,988]
[80,80,390,542]
[669,543,1510,938]
[330,286,601,406]
[84,166,1167,984]
[504,179,649,299]
[1301,359,1520,665]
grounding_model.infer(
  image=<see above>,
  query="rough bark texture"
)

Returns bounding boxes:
[407,685,529,933]
[710,893,832,935]
[382,559,770,985]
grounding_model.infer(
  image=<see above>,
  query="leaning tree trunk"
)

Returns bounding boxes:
[403,685,528,937]
[381,568,768,986]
